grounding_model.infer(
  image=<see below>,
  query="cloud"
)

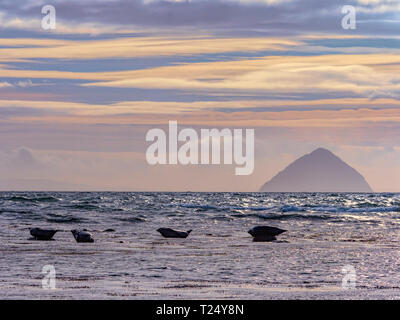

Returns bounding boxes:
[80,53,400,99]
[0,146,37,169]
[14,146,37,166]
[0,36,298,61]
[0,81,12,88]
[3,98,400,130]
[2,40,400,101]
[16,79,33,87]
[0,0,399,36]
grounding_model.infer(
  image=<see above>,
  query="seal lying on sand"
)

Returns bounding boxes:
[30,228,59,240]
[71,230,94,243]
[248,226,286,242]
[157,228,192,238]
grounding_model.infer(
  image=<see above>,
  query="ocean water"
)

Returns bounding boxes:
[0,191,399,299]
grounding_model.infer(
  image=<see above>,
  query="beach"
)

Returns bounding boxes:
[1,192,399,299]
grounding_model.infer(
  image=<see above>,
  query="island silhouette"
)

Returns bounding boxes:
[260,148,373,192]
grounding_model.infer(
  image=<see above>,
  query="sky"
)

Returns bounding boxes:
[1,0,400,191]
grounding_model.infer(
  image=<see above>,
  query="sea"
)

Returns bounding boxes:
[0,192,399,299]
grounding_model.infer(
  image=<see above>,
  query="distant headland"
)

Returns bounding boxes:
[260,148,373,192]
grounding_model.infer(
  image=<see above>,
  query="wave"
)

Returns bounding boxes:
[117,216,146,223]
[304,205,400,213]
[63,204,100,210]
[178,202,400,215]
[345,206,400,213]
[45,216,85,223]
[5,196,60,203]
[280,205,306,212]
[0,209,35,215]
[179,203,275,212]
[179,204,219,211]
[230,212,332,222]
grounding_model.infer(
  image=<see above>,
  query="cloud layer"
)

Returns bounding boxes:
[1,0,400,191]
[1,0,399,35]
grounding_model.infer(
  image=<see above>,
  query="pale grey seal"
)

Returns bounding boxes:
[157,228,192,238]
[30,228,59,240]
[248,226,286,242]
[71,229,94,243]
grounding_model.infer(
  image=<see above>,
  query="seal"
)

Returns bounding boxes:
[30,228,58,240]
[157,228,192,238]
[248,226,286,242]
[71,229,94,243]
